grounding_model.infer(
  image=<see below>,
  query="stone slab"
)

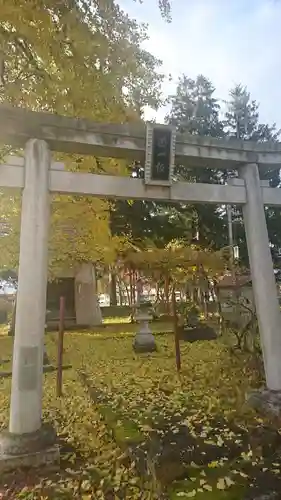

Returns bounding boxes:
[247,388,281,417]
[0,444,60,473]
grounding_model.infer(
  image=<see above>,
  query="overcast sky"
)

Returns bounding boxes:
[119,0,281,127]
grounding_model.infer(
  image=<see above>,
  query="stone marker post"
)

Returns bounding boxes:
[240,163,281,396]
[0,139,58,470]
[133,278,156,353]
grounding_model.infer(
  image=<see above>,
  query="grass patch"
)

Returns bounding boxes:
[58,319,173,337]
[0,328,280,499]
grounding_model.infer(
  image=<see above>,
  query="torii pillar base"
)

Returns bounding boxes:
[0,424,59,473]
[247,388,281,419]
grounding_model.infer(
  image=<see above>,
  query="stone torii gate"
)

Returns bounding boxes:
[1,105,281,468]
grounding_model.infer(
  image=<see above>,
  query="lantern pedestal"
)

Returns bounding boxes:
[133,299,156,353]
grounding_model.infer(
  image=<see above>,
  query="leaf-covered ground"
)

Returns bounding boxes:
[0,328,281,499]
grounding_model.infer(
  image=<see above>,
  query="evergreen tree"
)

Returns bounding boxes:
[0,0,163,274]
[225,84,279,143]
[168,74,224,138]
[224,84,280,266]
[166,74,226,250]
[113,77,281,268]
[110,147,194,248]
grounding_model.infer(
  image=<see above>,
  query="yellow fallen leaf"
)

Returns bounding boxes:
[203,484,213,491]
[208,461,219,468]
[224,476,235,487]
[217,436,224,447]
[217,478,226,490]
[140,424,153,432]
[190,461,199,468]
[186,491,196,498]
[239,472,248,478]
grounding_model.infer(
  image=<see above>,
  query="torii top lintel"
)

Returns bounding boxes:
[0,105,281,169]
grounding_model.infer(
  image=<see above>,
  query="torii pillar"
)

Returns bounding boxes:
[240,163,281,413]
[0,140,59,470]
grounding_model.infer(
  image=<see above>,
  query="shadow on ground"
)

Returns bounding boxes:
[79,370,281,500]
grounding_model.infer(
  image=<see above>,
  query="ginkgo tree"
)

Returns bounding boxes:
[133,0,172,22]
[124,240,226,314]
[0,0,163,116]
[0,0,163,302]
[123,240,225,370]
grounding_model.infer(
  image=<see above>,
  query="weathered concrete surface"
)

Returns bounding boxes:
[133,302,156,353]
[240,163,281,391]
[4,157,281,206]
[248,388,281,417]
[1,105,281,168]
[0,157,63,190]
[0,422,58,471]
[51,170,248,204]
[75,263,102,326]
[0,423,56,455]
[8,139,50,434]
[0,162,248,203]
[0,445,59,473]
[133,331,157,353]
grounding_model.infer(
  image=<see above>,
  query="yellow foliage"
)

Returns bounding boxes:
[0,331,276,497]
[0,190,21,269]
[0,0,162,274]
[124,241,225,283]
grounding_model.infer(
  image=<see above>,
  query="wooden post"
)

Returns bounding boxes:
[172,286,181,372]
[9,295,16,336]
[129,267,133,306]
[56,296,65,397]
[165,274,170,314]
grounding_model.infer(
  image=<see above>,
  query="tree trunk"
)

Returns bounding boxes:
[172,286,181,372]
[116,276,123,306]
[123,281,131,306]
[110,269,117,306]
[164,275,170,313]
[91,265,102,324]
[133,270,138,303]
[129,268,133,306]
[9,295,17,336]
[156,282,160,302]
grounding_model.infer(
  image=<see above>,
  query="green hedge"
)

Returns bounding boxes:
[100,305,131,318]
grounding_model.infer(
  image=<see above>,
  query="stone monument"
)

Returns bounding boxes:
[133,278,156,353]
